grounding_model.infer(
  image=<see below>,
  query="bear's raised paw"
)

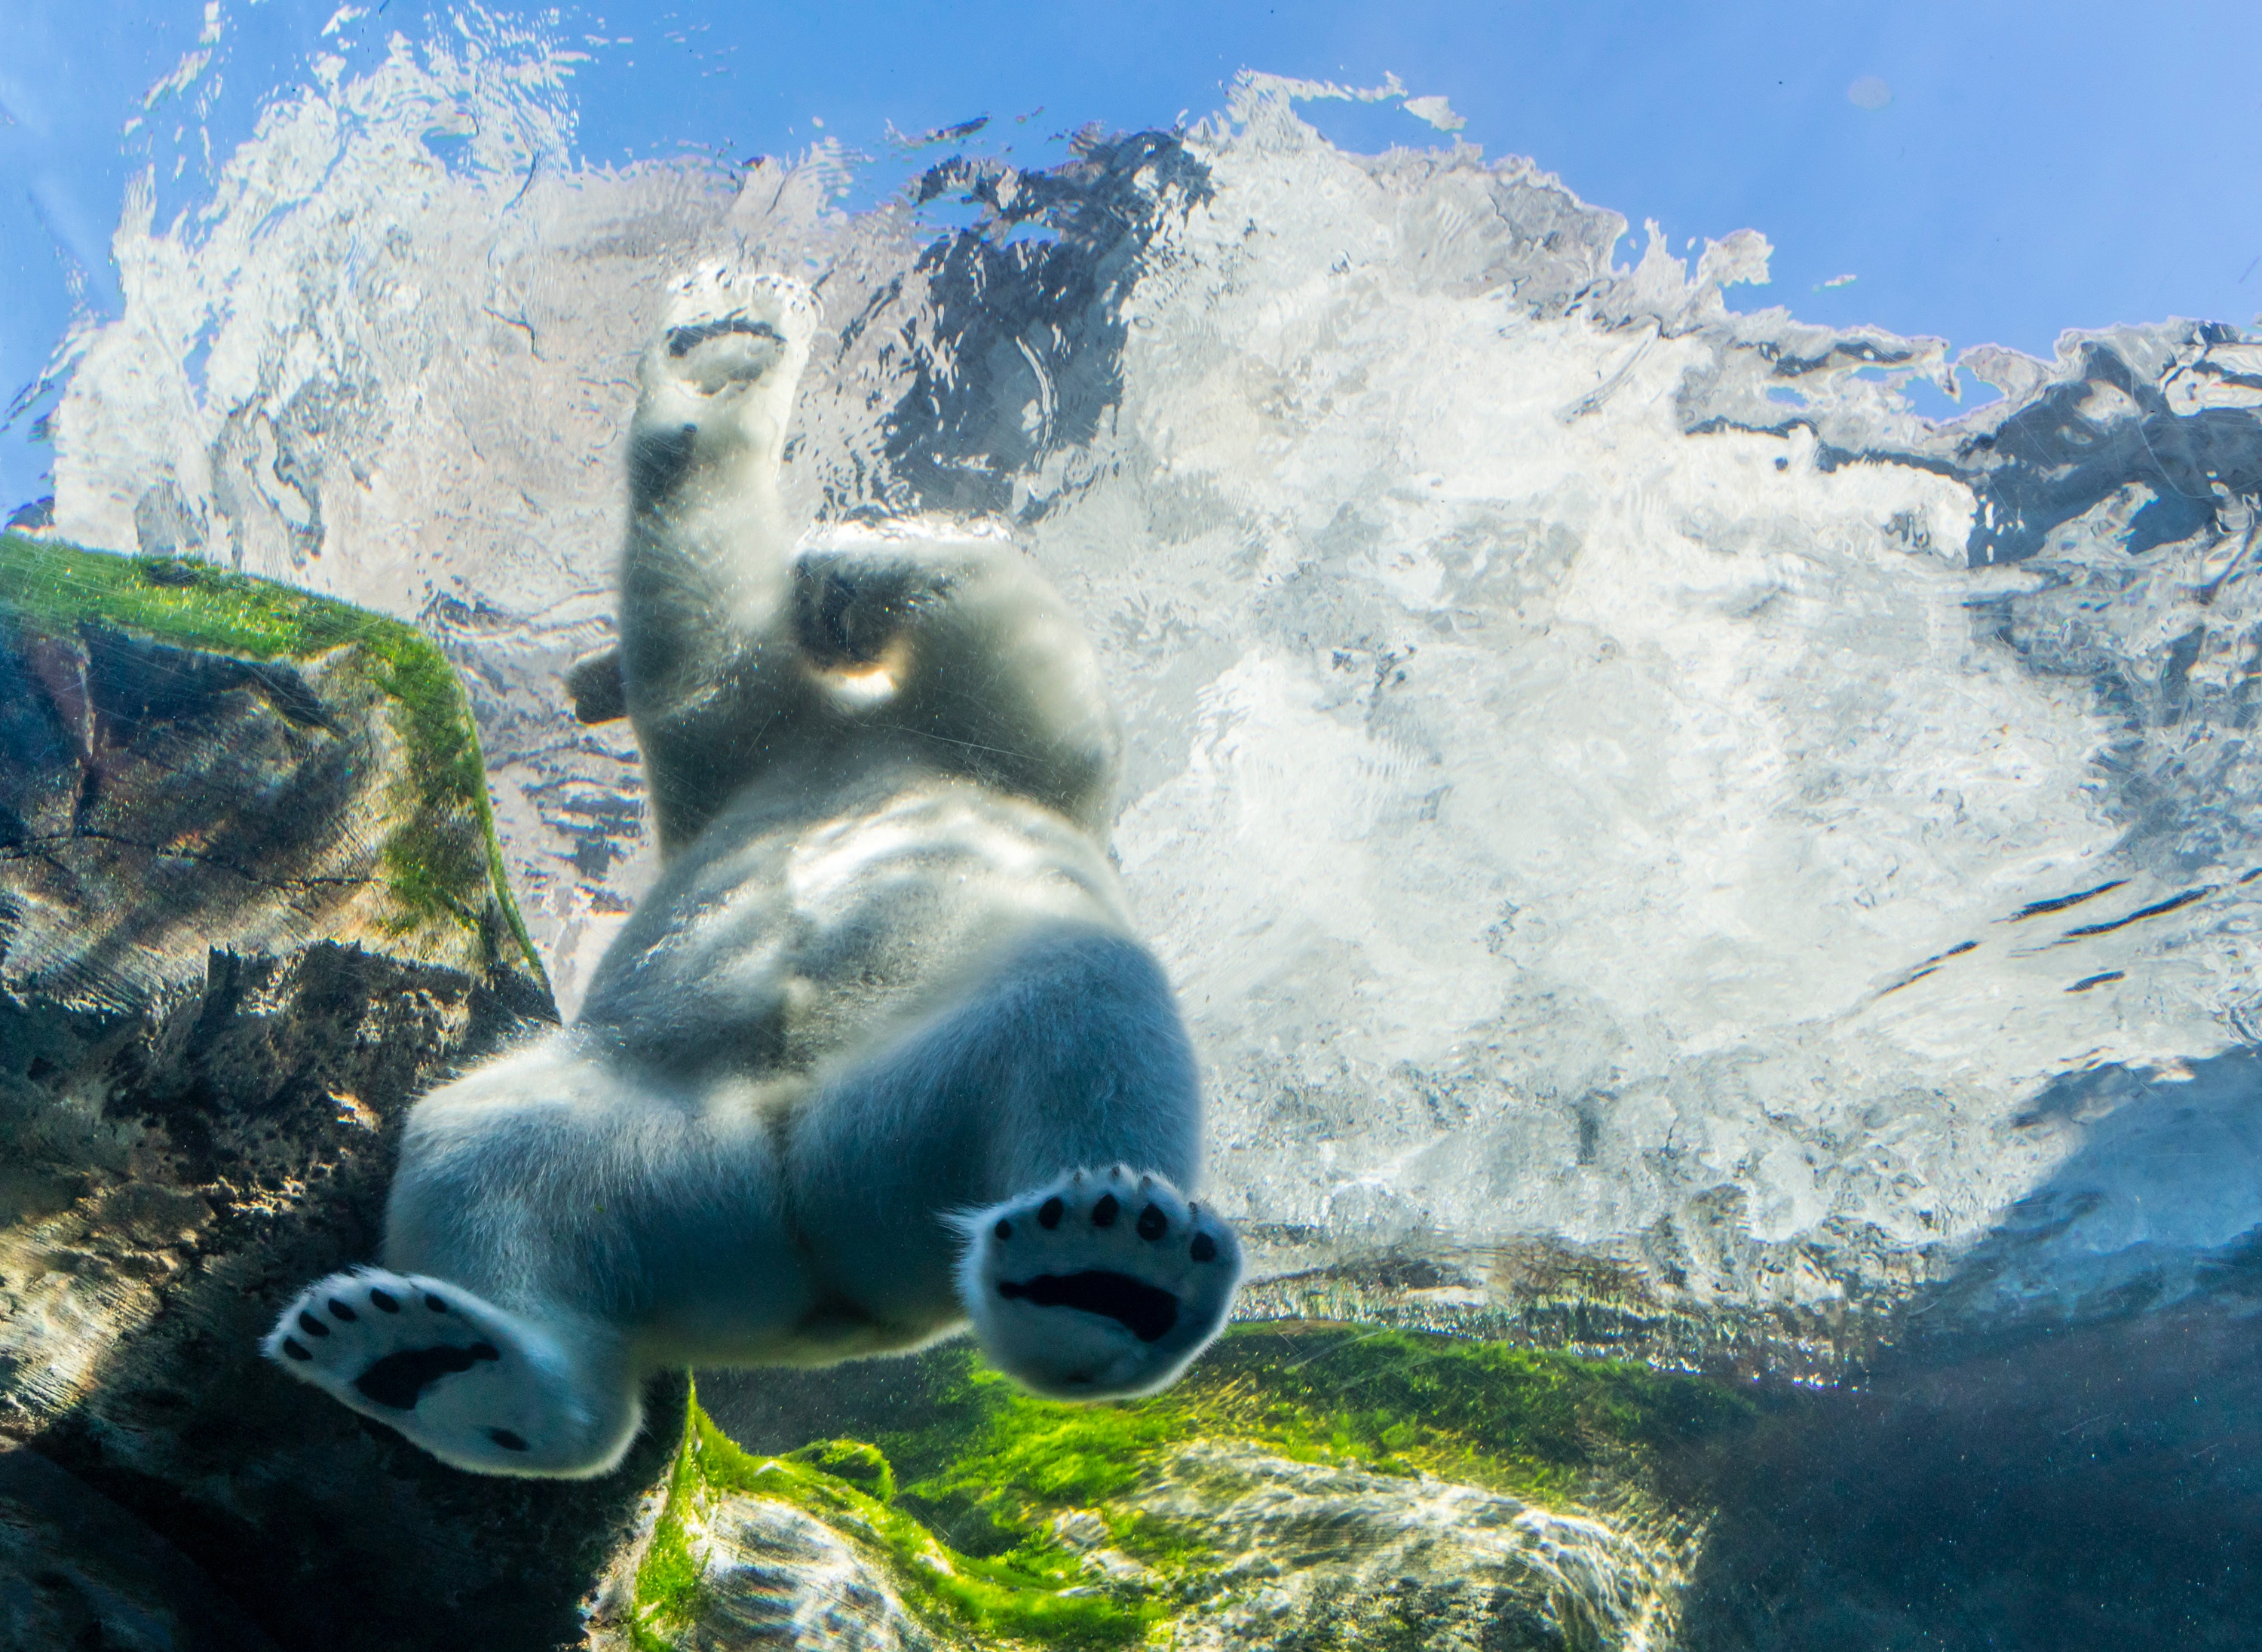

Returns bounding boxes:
[958,1167,1242,1400]
[650,263,817,399]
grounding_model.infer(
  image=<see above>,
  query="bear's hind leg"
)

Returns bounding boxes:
[263,1268,641,1479]
[955,1166,1242,1400]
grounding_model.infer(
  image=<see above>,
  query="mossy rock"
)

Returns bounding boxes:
[0,533,542,988]
[605,1330,1753,1650]
[0,537,673,1652]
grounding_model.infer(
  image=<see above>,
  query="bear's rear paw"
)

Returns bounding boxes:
[958,1167,1242,1399]
[262,1268,637,1479]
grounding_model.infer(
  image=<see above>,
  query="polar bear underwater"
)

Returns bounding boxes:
[262,267,1242,1477]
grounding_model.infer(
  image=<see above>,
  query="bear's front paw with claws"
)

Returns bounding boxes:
[957,1166,1242,1399]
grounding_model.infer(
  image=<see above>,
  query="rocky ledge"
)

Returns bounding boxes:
[0,536,674,1652]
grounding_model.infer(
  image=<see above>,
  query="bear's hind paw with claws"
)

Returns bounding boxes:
[958,1167,1241,1399]
[262,1269,636,1479]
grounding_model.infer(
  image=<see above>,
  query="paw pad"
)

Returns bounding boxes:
[666,314,784,358]
[645,267,817,403]
[260,1267,610,1475]
[962,1166,1242,1400]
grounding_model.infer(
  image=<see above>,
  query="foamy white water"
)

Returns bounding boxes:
[44,9,2262,1362]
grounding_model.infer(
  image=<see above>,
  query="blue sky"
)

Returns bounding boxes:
[3,0,2259,516]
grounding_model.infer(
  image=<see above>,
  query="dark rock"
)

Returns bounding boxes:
[1672,1304,2262,1651]
[0,1442,284,1651]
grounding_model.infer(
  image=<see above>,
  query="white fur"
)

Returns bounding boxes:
[264,265,1241,1476]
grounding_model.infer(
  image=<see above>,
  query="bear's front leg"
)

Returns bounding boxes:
[955,1167,1242,1399]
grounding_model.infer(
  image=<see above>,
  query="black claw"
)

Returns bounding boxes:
[327,1298,357,1322]
[282,1337,311,1361]
[1092,1194,1119,1228]
[1191,1233,1218,1263]
[994,1218,1013,1240]
[425,1294,449,1313]
[1136,1203,1167,1240]
[486,1427,529,1452]
[297,1310,329,1338]
[1038,1197,1064,1229]
[370,1288,400,1313]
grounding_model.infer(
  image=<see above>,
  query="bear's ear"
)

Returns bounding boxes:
[565,647,627,724]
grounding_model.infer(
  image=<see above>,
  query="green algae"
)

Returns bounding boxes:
[0,534,543,985]
[872,1326,1749,1548]
[637,1327,1755,1647]
[628,1420,712,1650]
[783,1436,897,1501]
[631,1385,1162,1651]
[1181,1323,1755,1503]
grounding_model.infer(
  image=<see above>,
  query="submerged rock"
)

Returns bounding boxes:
[0,1443,284,1652]
[1137,1441,1684,1651]
[603,1425,1687,1652]
[587,1484,958,1652]
[616,1330,1717,1651]
[0,536,673,1652]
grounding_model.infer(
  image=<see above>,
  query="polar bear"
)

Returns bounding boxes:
[261,267,1240,1477]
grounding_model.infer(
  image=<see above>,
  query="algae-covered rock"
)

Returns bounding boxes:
[0,535,543,990]
[1133,1442,1683,1651]
[605,1329,1733,1650]
[0,536,674,1652]
[584,1431,959,1652]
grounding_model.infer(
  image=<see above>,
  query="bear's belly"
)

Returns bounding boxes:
[641,1278,958,1367]
[578,771,1129,1085]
